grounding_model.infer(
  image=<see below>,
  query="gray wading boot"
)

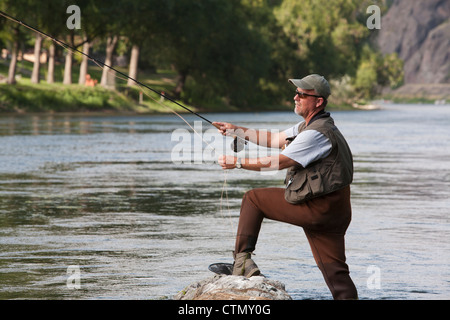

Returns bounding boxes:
[232,252,261,277]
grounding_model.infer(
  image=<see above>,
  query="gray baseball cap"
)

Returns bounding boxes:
[289,74,331,99]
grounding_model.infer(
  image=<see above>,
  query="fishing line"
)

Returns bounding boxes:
[0,10,238,233]
[135,83,236,238]
[220,170,236,238]
[139,85,235,236]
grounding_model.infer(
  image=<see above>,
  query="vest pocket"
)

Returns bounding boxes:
[284,173,310,204]
[284,169,326,204]
[308,170,325,196]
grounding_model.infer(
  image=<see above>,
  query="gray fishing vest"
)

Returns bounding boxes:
[284,115,353,204]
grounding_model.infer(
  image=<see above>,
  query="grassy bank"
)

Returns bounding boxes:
[0,79,196,114]
[9,59,444,114]
[1,81,127,113]
[0,58,373,113]
[0,59,205,114]
[4,74,447,115]
[0,59,349,114]
[0,79,360,113]
[2,57,448,115]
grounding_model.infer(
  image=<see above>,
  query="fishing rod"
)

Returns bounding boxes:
[0,10,247,152]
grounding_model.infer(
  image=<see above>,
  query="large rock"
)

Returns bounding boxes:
[174,275,292,300]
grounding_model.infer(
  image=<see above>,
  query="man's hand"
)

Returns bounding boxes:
[218,154,299,171]
[213,122,237,136]
[218,155,237,170]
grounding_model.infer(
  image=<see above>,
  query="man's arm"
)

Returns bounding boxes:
[213,121,288,149]
[218,154,298,171]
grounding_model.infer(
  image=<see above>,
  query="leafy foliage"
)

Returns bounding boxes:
[0,0,404,110]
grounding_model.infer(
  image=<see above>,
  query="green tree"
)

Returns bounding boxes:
[28,0,69,84]
[117,0,168,86]
[163,0,272,108]
[274,0,403,103]
[354,45,404,99]
[0,0,32,84]
[274,0,368,78]
[75,0,105,85]
[60,0,106,86]
[377,52,403,89]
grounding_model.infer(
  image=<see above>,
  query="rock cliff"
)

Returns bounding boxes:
[376,0,450,84]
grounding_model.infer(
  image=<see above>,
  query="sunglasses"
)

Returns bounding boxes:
[295,90,322,99]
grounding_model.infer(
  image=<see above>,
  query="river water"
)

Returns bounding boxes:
[0,103,449,300]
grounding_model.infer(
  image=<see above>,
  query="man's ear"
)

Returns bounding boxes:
[315,97,325,108]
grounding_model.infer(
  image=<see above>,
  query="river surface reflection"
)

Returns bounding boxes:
[0,104,449,299]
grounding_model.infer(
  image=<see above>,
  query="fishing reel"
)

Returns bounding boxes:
[231,136,247,153]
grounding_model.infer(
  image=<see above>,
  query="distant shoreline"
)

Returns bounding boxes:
[1,80,448,115]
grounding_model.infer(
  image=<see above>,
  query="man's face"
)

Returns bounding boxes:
[293,89,321,118]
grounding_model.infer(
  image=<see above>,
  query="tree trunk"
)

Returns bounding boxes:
[78,38,90,85]
[100,35,118,89]
[63,50,73,85]
[127,44,140,86]
[7,40,19,84]
[31,33,43,84]
[174,71,187,98]
[47,42,55,84]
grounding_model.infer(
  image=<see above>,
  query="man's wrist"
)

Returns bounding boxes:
[235,158,242,169]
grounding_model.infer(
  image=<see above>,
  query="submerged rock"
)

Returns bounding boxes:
[174,274,292,300]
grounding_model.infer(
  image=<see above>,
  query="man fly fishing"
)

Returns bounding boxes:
[0,10,358,300]
[215,74,358,300]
